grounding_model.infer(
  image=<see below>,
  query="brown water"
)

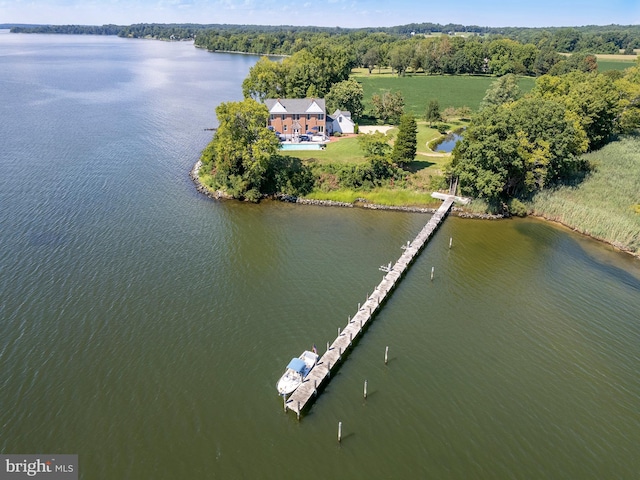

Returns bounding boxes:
[1,31,639,479]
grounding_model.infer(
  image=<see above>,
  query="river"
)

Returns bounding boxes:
[1,31,639,479]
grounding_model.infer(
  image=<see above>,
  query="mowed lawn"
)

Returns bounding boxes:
[355,73,536,116]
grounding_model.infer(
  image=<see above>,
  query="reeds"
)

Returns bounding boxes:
[528,136,640,255]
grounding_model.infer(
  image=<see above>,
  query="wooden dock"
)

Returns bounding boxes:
[284,195,456,417]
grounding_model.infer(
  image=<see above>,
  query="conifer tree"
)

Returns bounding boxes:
[391,113,417,167]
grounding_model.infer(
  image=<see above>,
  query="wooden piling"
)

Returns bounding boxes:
[281,196,455,418]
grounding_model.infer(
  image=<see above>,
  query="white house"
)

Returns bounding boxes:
[328,109,355,135]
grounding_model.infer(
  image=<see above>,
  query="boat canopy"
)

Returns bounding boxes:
[286,357,306,374]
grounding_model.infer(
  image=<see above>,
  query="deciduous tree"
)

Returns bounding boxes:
[370,90,405,124]
[425,99,441,126]
[325,79,364,120]
[201,98,281,201]
[450,97,588,201]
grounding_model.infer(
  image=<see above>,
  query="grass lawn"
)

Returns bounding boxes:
[279,136,363,165]
[354,72,536,116]
[278,121,457,207]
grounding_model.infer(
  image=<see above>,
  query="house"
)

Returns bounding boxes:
[265,98,326,140]
[328,109,355,135]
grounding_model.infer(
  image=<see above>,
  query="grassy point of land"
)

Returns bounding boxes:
[278,120,458,207]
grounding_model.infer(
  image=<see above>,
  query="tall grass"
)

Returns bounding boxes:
[528,136,640,255]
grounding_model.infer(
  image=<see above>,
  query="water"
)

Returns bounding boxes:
[280,143,324,150]
[433,131,464,152]
[1,32,640,479]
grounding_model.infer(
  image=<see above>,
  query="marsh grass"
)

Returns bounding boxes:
[528,136,640,254]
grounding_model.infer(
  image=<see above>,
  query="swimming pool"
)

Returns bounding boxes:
[280,143,325,151]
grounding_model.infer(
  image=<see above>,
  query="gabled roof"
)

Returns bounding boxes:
[265,98,326,115]
[332,109,352,118]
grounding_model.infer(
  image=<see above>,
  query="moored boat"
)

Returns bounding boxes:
[276,350,319,396]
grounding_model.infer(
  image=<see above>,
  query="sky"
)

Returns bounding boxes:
[2,0,640,29]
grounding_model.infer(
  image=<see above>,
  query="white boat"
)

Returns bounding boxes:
[276,350,319,396]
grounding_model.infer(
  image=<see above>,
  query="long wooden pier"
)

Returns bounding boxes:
[284,195,457,417]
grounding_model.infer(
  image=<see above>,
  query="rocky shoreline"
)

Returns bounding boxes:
[190,161,504,219]
[191,161,638,257]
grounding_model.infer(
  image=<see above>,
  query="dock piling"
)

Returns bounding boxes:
[282,196,455,418]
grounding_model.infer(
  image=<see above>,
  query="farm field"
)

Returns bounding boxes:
[354,72,536,115]
[597,57,638,71]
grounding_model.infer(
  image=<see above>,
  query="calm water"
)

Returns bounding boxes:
[1,32,640,479]
[433,131,464,153]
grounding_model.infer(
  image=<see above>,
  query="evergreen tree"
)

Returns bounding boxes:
[479,74,521,110]
[391,113,417,167]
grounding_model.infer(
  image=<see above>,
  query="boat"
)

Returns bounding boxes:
[276,350,319,396]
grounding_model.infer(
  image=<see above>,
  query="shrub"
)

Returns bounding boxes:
[434,122,450,134]
[429,174,449,191]
[244,188,262,203]
[508,198,528,217]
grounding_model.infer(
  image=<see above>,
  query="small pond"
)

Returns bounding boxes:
[432,131,464,152]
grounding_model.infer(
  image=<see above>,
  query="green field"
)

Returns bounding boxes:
[355,74,536,116]
[528,135,640,255]
[597,59,638,72]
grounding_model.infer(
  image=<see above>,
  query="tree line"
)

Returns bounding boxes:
[449,62,640,211]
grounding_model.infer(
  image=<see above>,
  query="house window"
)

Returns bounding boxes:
[282,114,285,120]
[318,126,324,133]
[338,117,342,123]
[307,114,310,120]
[318,114,324,120]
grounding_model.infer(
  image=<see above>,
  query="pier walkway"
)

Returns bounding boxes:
[285,195,457,417]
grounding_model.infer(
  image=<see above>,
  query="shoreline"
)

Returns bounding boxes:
[190,161,638,258]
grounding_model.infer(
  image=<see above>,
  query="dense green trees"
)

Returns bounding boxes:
[200,98,312,201]
[615,61,640,133]
[242,45,355,100]
[450,65,640,206]
[325,79,364,119]
[532,72,619,150]
[450,97,588,201]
